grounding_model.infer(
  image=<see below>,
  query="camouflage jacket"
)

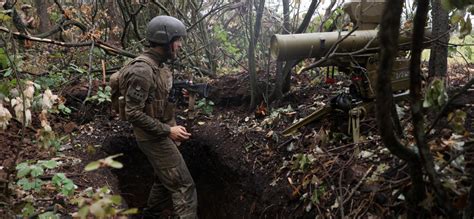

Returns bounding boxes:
[118,50,176,141]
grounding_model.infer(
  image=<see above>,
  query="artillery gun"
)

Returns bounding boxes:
[271,0,430,142]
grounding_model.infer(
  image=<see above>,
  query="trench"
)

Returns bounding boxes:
[102,135,258,218]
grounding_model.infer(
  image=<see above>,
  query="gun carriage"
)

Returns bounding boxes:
[271,0,431,141]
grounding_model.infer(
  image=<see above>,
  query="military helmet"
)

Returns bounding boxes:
[21,4,32,10]
[146,16,186,44]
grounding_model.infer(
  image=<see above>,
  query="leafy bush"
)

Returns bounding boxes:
[196,98,214,116]
[72,155,136,218]
[16,160,59,192]
[52,173,76,196]
[423,79,448,109]
[86,86,112,104]
[72,187,137,219]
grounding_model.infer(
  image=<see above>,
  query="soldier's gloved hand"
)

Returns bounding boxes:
[169,125,192,141]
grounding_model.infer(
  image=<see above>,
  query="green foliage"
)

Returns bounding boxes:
[84,154,124,171]
[34,70,70,90]
[299,177,327,212]
[57,103,72,115]
[321,8,345,31]
[38,212,60,219]
[16,160,75,217]
[86,86,112,104]
[39,160,59,169]
[21,202,35,217]
[212,24,244,72]
[196,98,214,116]
[15,160,58,192]
[52,173,76,196]
[213,25,240,55]
[448,109,467,134]
[0,78,16,101]
[423,79,448,109]
[69,64,88,74]
[260,105,295,129]
[36,129,66,151]
[16,160,58,178]
[446,4,473,38]
[465,45,473,61]
[17,178,43,191]
[447,45,458,58]
[442,0,474,10]
[75,155,134,218]
[292,153,316,171]
[2,68,12,77]
[23,208,61,219]
[446,35,474,63]
[310,185,326,205]
[459,14,472,38]
[72,186,138,219]
[0,10,12,23]
[0,48,9,69]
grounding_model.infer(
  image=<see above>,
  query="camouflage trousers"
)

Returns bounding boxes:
[137,139,198,219]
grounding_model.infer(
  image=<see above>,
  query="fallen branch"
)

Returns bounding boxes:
[34,19,87,38]
[0,26,136,58]
[342,165,374,206]
[298,26,360,74]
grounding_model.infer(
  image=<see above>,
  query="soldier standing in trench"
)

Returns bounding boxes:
[117,16,197,218]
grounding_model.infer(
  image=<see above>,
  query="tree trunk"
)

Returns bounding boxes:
[106,0,121,43]
[34,0,51,34]
[248,0,265,109]
[428,0,449,78]
[270,0,290,102]
[282,0,290,34]
[375,1,425,217]
[198,20,217,75]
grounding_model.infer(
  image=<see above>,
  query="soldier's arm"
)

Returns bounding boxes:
[124,72,171,138]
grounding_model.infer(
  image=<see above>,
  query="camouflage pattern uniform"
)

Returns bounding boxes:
[118,49,197,218]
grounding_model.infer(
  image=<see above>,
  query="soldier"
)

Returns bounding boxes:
[19,4,35,29]
[117,16,197,218]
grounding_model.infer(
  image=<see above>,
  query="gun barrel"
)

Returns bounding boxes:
[271,30,418,61]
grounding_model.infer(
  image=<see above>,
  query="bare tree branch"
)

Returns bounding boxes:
[318,0,338,32]
[186,2,242,31]
[0,26,136,57]
[150,0,171,15]
[34,19,87,38]
[298,26,360,73]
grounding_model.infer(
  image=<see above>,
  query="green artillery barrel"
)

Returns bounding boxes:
[271,30,415,61]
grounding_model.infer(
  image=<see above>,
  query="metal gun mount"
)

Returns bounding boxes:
[271,0,431,142]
